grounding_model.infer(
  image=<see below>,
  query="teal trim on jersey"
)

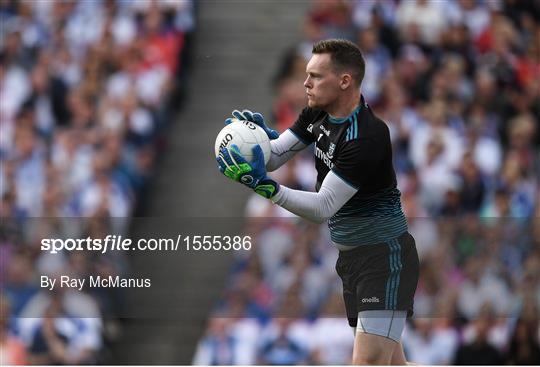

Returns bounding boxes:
[329,188,408,246]
[328,115,349,124]
[328,105,361,124]
[385,239,402,309]
[331,169,359,190]
[353,114,358,139]
[287,128,311,145]
[353,113,358,140]
[345,113,359,142]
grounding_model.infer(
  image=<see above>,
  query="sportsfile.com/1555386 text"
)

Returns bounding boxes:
[40,235,253,254]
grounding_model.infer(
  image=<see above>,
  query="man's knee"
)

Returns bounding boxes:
[390,342,408,365]
[353,333,395,365]
[353,350,390,365]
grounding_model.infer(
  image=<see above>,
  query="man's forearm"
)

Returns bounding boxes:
[270,171,357,222]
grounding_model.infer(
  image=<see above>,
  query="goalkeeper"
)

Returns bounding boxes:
[217,39,419,365]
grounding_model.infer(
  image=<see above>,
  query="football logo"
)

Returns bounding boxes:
[219,133,233,150]
[241,121,257,130]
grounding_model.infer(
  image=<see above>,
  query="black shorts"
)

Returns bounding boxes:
[335,232,419,327]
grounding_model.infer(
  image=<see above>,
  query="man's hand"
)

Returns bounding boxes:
[217,144,279,199]
[225,109,279,140]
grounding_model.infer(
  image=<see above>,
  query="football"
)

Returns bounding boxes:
[214,119,271,164]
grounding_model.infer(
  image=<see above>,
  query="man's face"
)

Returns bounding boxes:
[304,53,342,110]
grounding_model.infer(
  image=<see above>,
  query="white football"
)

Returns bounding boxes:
[214,118,271,165]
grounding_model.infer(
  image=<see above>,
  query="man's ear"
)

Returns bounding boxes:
[340,73,352,90]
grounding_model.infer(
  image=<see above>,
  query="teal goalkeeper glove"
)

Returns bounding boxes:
[225,109,280,140]
[217,144,279,199]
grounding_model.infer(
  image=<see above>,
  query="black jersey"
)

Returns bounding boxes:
[289,96,408,246]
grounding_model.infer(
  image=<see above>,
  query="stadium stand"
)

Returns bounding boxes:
[193,0,540,365]
[1,0,195,364]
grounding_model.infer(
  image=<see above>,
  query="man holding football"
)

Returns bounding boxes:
[217,39,419,365]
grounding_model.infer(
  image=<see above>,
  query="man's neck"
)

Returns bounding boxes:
[326,92,362,118]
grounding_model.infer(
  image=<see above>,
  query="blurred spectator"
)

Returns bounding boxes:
[257,317,310,365]
[465,101,503,176]
[453,316,504,365]
[310,291,353,365]
[303,0,356,44]
[0,298,27,365]
[19,291,102,365]
[460,304,511,352]
[4,249,39,317]
[396,0,447,46]
[457,152,486,213]
[506,316,540,365]
[457,257,513,319]
[270,243,328,315]
[192,317,242,365]
[357,26,392,102]
[403,318,458,365]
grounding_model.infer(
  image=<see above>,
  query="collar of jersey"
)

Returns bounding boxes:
[327,105,361,124]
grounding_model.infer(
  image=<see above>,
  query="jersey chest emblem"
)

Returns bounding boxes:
[328,142,336,158]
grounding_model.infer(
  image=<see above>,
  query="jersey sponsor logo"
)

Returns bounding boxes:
[307,124,313,133]
[320,125,330,136]
[361,297,380,303]
[328,143,335,158]
[315,146,334,169]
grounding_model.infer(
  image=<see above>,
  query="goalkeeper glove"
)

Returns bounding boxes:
[225,109,279,140]
[217,144,279,199]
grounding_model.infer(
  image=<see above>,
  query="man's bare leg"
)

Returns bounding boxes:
[390,342,407,365]
[352,332,396,365]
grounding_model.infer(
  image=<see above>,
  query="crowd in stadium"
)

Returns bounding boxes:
[194,0,540,365]
[1,0,194,364]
